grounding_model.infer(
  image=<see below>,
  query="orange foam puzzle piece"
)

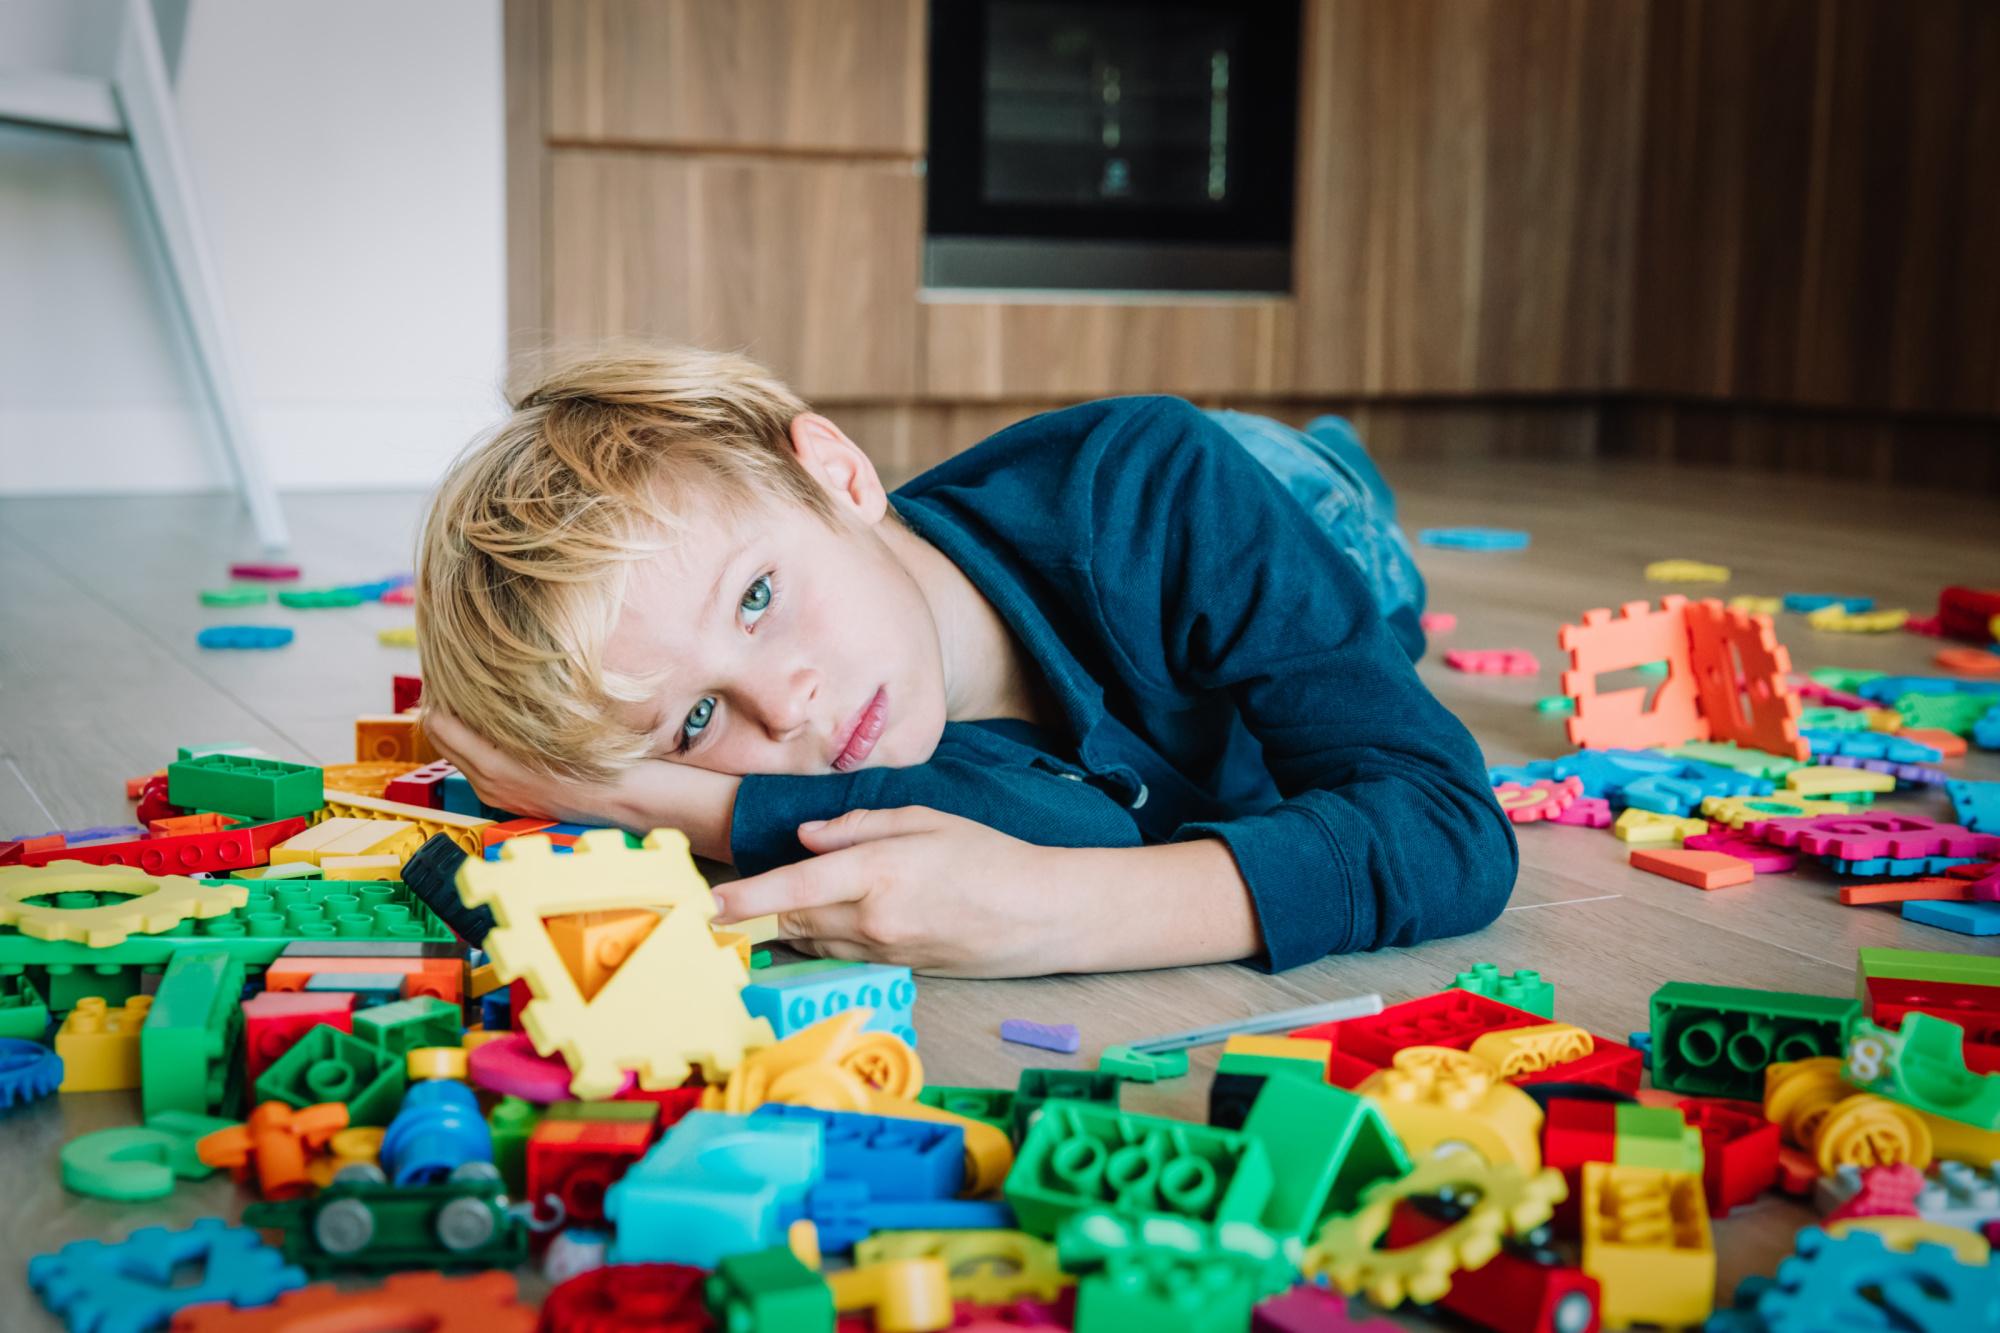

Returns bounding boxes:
[1560,598,1707,751]
[1684,600,1808,761]
[1629,847,1756,891]
[167,1271,534,1332]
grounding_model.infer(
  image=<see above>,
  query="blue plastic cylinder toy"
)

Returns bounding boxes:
[379,1079,493,1186]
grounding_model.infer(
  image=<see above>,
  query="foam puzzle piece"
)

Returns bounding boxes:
[1903,900,2000,936]
[1680,831,1799,872]
[1629,848,1756,890]
[1807,606,1910,633]
[1823,754,1951,788]
[1949,780,2000,833]
[1419,527,1529,550]
[1645,559,1731,583]
[1444,649,1540,675]
[1491,777,1583,823]
[1683,599,1808,760]
[28,1219,307,1333]
[1550,796,1614,828]
[1743,812,1998,863]
[1560,598,1706,751]
[1782,594,1875,614]
[1802,731,1944,764]
[198,626,294,650]
[1613,809,1707,845]
[1420,612,1457,634]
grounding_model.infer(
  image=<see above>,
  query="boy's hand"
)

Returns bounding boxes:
[710,806,1070,977]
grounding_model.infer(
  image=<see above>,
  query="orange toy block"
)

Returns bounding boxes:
[1839,877,1980,907]
[263,957,465,1005]
[147,812,229,837]
[1629,847,1756,890]
[167,1271,534,1333]
[197,1100,349,1200]
[1902,727,1968,758]
[355,714,439,766]
[544,909,661,1002]
[1560,598,1707,751]
[1684,600,1808,760]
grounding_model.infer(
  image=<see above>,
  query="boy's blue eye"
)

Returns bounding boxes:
[741,574,773,624]
[682,696,715,746]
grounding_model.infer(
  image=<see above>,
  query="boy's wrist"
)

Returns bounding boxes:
[618,763,740,863]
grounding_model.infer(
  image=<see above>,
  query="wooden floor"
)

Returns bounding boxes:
[1,455,1996,1325]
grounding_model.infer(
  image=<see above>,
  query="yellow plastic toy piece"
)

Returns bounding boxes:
[1699,792,1851,828]
[469,963,503,999]
[544,908,661,1002]
[854,1231,1069,1304]
[1219,1034,1333,1065]
[1785,766,1896,798]
[272,817,420,867]
[306,1126,386,1187]
[1826,1216,1990,1265]
[407,1046,469,1080]
[1358,1046,1544,1173]
[1468,1024,1594,1078]
[1580,1163,1714,1331]
[56,996,153,1091]
[700,1009,1013,1194]
[377,626,417,647]
[1612,809,1707,846]
[320,761,420,798]
[1645,560,1730,584]
[320,854,406,881]
[0,863,247,947]
[1862,708,1904,734]
[1763,1058,1933,1173]
[1805,606,1909,633]
[1727,595,1782,614]
[1304,1153,1565,1307]
[733,913,785,945]
[825,1257,954,1333]
[457,829,773,1099]
[314,791,492,856]
[1924,1106,2000,1167]
[711,929,752,970]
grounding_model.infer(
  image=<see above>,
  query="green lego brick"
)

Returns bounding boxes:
[1858,947,2000,989]
[1098,1045,1191,1083]
[245,1174,527,1273]
[0,968,49,1039]
[1213,1052,1325,1083]
[545,1099,658,1122]
[916,1084,1016,1134]
[706,1245,834,1332]
[487,1097,539,1194]
[1612,1103,1704,1173]
[1239,1075,1409,1238]
[141,950,246,1118]
[1846,1011,2000,1130]
[255,1022,406,1125]
[167,752,325,821]
[42,962,156,1011]
[1058,1209,1291,1332]
[1452,962,1555,1019]
[749,950,773,969]
[353,996,461,1056]
[1649,982,1858,1100]
[1013,1068,1122,1143]
[1004,1100,1274,1238]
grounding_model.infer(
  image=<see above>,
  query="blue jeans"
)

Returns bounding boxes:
[1206,409,1428,660]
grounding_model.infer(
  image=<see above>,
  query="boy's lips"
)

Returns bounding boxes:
[831,686,889,771]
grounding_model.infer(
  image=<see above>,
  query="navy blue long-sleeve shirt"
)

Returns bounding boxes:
[730,396,1517,970]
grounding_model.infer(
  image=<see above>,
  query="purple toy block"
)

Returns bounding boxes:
[1000,1019,1081,1055]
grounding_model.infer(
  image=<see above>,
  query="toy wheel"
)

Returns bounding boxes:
[450,1161,502,1184]
[436,1197,498,1251]
[838,1032,921,1097]
[1551,1290,1597,1333]
[331,1162,387,1187]
[312,1197,376,1256]
[1815,1095,1933,1174]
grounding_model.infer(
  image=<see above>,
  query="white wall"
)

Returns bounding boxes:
[0,0,507,494]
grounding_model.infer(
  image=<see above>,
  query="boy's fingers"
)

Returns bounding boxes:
[714,853,866,924]
[796,806,947,851]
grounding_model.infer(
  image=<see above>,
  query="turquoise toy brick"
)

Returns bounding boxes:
[1452,962,1555,1019]
[354,996,463,1056]
[1004,1100,1275,1238]
[740,960,916,1047]
[1239,1077,1409,1237]
[140,949,245,1118]
[1650,982,1858,1100]
[606,1111,822,1267]
[167,752,324,821]
[0,968,49,1039]
[1013,1068,1121,1143]
[255,1023,407,1125]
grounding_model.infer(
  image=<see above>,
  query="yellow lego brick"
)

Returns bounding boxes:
[272,817,378,865]
[1358,1045,1544,1173]
[355,713,437,765]
[320,761,421,799]
[1613,808,1707,846]
[321,854,407,881]
[273,817,417,867]
[1786,766,1896,798]
[56,995,152,1092]
[1219,1034,1333,1065]
[469,962,502,999]
[315,791,492,856]
[1581,1163,1714,1331]
[1699,792,1851,828]
[853,1231,1068,1304]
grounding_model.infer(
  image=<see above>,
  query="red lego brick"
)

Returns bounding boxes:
[1386,1202,1602,1333]
[484,818,559,849]
[134,774,182,825]
[0,841,20,867]
[1867,976,2000,1073]
[1511,1037,1644,1095]
[1295,989,1547,1088]
[19,817,305,873]
[1940,586,2000,643]
[263,957,464,1005]
[242,991,359,1085]
[613,1084,705,1129]
[527,1119,658,1230]
[538,1263,709,1333]
[1544,1099,1619,1170]
[1675,1096,1780,1216]
[393,674,424,714]
[385,761,457,810]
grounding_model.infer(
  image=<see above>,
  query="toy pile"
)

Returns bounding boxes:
[4,603,2000,1332]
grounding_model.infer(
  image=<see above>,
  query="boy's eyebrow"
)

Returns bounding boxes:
[702,540,754,629]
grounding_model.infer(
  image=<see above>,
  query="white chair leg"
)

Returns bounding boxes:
[112,0,289,549]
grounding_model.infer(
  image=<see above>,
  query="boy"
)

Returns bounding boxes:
[417,346,1514,977]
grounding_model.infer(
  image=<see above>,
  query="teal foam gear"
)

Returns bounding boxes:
[1747,1225,2000,1332]
[140,949,246,1118]
[0,1036,63,1111]
[1649,982,1858,1101]
[1452,962,1555,1019]
[166,752,324,821]
[28,1219,307,1333]
[605,1111,823,1267]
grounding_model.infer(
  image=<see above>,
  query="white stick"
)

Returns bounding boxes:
[1128,992,1385,1054]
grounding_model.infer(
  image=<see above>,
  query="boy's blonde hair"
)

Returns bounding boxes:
[417,344,838,780]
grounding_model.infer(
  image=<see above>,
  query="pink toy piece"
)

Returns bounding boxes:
[1681,830,1800,873]
[1827,1163,1925,1221]
[1420,612,1457,634]
[1253,1284,1400,1332]
[468,1031,637,1102]
[1791,678,1872,711]
[1956,862,2000,902]
[1741,813,2000,863]
[382,585,416,605]
[1492,776,1584,824]
[229,562,301,581]
[1551,795,1614,828]
[1903,614,1945,638]
[1445,649,1540,676]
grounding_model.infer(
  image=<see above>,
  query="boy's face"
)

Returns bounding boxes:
[600,419,948,778]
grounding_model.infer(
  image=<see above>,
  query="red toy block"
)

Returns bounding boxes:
[1386,1203,1602,1333]
[0,841,20,867]
[538,1264,709,1333]
[242,991,358,1085]
[1866,977,2000,1072]
[526,1119,658,1230]
[1297,990,1547,1088]
[1628,847,1756,890]
[263,957,464,1005]
[385,760,457,810]
[1939,586,2000,642]
[18,817,305,873]
[147,812,230,838]
[1560,597,1707,751]
[393,673,424,713]
[1676,1097,1780,1216]
[613,1083,705,1128]
[1543,1099,1619,1172]
[1680,830,1799,872]
[1683,599,1807,760]
[134,774,181,825]
[1511,1037,1644,1094]
[484,817,559,849]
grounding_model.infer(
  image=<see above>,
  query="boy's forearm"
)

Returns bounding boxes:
[619,764,741,863]
[1051,837,1263,971]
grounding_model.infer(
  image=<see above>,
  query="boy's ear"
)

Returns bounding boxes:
[787,413,888,524]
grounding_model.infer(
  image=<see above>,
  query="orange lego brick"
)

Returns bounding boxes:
[1629,847,1756,891]
[167,1270,534,1332]
[263,957,464,1005]
[544,909,661,1003]
[354,714,439,766]
[1560,598,1707,751]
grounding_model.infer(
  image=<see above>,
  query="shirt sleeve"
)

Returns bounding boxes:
[1087,399,1518,970]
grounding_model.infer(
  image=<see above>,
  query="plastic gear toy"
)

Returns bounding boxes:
[0,1037,64,1111]
[1750,1225,2000,1333]
[0,862,247,947]
[1491,777,1584,824]
[1303,1154,1566,1307]
[28,1218,306,1333]
[455,829,773,1099]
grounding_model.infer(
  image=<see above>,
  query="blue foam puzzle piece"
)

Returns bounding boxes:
[1782,594,1874,614]
[1946,780,2000,833]
[1902,900,2000,937]
[1418,527,1530,551]
[1828,855,1979,878]
[1486,760,1561,787]
[1746,1225,2000,1333]
[197,626,293,650]
[28,1219,306,1333]
[1803,730,1944,764]
[1854,674,2000,704]
[1976,706,2000,752]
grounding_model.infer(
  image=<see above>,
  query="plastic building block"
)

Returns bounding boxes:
[1815,1162,1926,1221]
[705,1248,834,1332]
[1420,527,1529,550]
[1492,778,1584,825]
[1253,1284,1400,1331]
[0,1035,64,1109]
[742,960,918,1048]
[199,625,294,649]
[389,673,425,713]
[1612,1102,1702,1174]
[1239,1074,1408,1236]
[142,949,246,1117]
[1004,1099,1274,1238]
[59,1113,232,1201]
[168,1271,534,1333]
[200,587,269,606]
[0,968,50,1039]
[604,1110,822,1266]
[540,1263,714,1333]
[1095,1044,1190,1083]
[457,829,772,1098]
[231,563,300,580]
[29,1219,306,1333]
[1649,983,1857,1100]
[1061,1209,1291,1330]
[318,790,492,856]
[542,907,664,1002]
[1860,945,2000,988]
[272,816,420,867]
[198,1101,350,1200]
[245,1167,529,1274]
[380,1080,494,1186]
[1578,1164,1711,1330]
[1445,649,1540,675]
[1357,1045,1545,1171]
[57,995,152,1090]
[1305,1154,1565,1306]
[1679,829,1799,872]
[1012,1067,1122,1142]
[354,996,462,1057]
[398,833,489,945]
[821,1255,954,1330]
[1764,1057,1935,1174]
[915,1086,1016,1137]
[856,1230,1066,1306]
[403,1046,466,1081]
[256,1023,408,1125]
[168,753,323,822]
[0,862,250,943]
[1000,1019,1080,1054]
[355,714,436,765]
[1628,846,1755,890]
[1551,795,1614,828]
[1674,1097,1779,1217]
[1470,1023,1597,1078]
[266,956,462,1006]
[756,1102,963,1204]
[1611,808,1706,845]
[526,1118,656,1229]
[486,1097,538,1194]
[1846,1011,2000,1129]
[1220,1033,1334,1065]
[470,1030,633,1102]
[1383,1202,1602,1333]
[383,762,453,810]
[1740,1225,1999,1332]
[12,816,304,875]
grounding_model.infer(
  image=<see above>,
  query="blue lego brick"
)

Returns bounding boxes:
[1947,779,2000,833]
[750,1104,962,1201]
[1782,594,1874,614]
[440,773,482,817]
[479,990,510,1030]
[29,1219,306,1333]
[791,1176,1012,1251]
[1902,900,2000,937]
[605,1111,822,1267]
[1418,527,1530,551]
[741,961,917,1048]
